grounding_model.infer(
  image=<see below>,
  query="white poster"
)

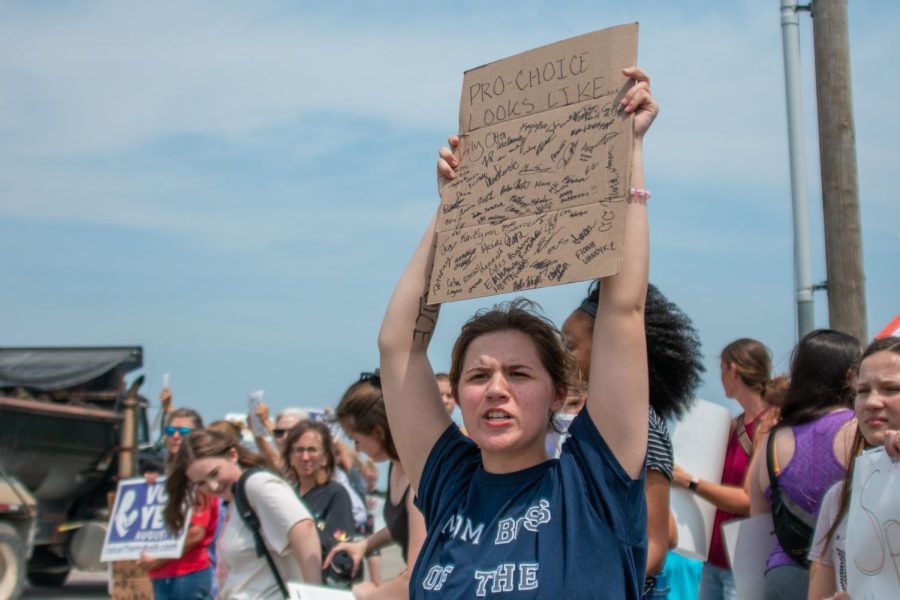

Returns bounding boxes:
[248,390,268,438]
[101,477,190,562]
[723,514,777,600]
[846,448,900,598]
[671,399,733,560]
[288,582,354,599]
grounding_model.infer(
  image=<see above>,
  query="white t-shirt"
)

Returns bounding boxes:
[216,470,313,600]
[808,481,848,593]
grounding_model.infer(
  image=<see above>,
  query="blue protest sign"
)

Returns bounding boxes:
[101,477,190,562]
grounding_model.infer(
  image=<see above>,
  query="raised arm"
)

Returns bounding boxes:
[586,67,657,479]
[378,145,459,490]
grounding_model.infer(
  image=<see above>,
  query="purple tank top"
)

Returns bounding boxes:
[764,409,853,570]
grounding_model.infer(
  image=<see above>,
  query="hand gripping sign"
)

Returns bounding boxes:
[101,477,190,562]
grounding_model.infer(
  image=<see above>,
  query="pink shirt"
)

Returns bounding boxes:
[707,416,755,569]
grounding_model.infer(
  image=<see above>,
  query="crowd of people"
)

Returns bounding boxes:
[136,68,899,600]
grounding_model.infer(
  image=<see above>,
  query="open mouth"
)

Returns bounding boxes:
[483,409,513,426]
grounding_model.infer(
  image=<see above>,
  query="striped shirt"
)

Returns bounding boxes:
[647,406,674,480]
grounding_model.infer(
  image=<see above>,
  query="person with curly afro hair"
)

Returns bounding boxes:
[562,280,705,598]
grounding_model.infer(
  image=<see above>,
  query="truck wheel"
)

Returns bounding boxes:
[26,545,71,588]
[0,522,26,600]
[25,567,71,588]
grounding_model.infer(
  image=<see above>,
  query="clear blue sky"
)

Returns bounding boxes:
[1,1,897,426]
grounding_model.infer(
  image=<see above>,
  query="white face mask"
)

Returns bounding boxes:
[551,411,577,432]
[545,412,577,458]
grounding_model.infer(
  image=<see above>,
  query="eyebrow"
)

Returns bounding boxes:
[189,466,218,485]
[463,363,535,374]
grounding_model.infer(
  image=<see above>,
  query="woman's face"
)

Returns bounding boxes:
[720,360,738,399]
[290,430,326,481]
[346,428,389,463]
[854,350,900,447]
[186,449,242,501]
[165,416,197,456]
[562,310,593,381]
[457,330,562,470]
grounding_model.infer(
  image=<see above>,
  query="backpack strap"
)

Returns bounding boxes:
[233,467,289,599]
[766,428,817,529]
[733,413,755,457]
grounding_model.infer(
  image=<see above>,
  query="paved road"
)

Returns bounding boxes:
[20,545,405,599]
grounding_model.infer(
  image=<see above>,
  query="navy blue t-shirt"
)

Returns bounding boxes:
[411,409,647,598]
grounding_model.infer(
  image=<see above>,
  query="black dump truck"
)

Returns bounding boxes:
[0,346,160,599]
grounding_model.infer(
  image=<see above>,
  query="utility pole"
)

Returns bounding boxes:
[811,0,868,341]
[780,0,816,338]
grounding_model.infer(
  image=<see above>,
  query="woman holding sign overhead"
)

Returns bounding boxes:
[377,67,657,598]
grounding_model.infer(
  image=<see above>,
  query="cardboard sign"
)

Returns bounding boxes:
[430,24,638,303]
[101,477,190,562]
[670,399,733,561]
[288,582,354,599]
[722,515,777,600]
[846,448,900,598]
[110,560,154,600]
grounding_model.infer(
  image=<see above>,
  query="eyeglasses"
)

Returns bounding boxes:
[290,446,322,456]
[164,426,193,437]
[273,428,287,438]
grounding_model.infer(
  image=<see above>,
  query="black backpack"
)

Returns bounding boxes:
[233,467,290,599]
[766,428,816,567]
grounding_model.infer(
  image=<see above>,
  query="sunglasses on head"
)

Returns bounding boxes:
[359,370,381,388]
[164,425,193,437]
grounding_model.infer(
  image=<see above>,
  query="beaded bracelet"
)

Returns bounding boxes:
[628,187,652,200]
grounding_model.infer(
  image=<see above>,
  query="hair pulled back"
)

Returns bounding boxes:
[449,298,578,401]
[720,338,789,406]
[164,429,266,532]
[281,419,336,486]
[778,329,860,426]
[335,373,399,462]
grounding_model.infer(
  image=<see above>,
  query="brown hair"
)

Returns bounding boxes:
[826,336,900,546]
[449,298,577,404]
[207,419,243,444]
[164,429,266,532]
[281,419,336,487]
[335,375,399,462]
[721,338,776,397]
[165,408,204,429]
[164,408,206,470]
